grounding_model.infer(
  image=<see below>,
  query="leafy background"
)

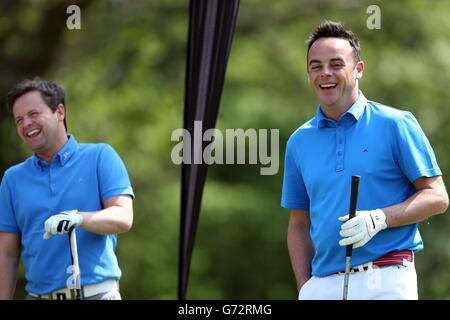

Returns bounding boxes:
[1,0,449,299]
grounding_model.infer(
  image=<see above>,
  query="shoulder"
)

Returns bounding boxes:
[72,143,124,168]
[2,156,34,181]
[366,100,417,125]
[286,117,317,147]
[77,142,118,157]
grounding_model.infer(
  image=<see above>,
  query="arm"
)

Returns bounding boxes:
[339,176,449,248]
[287,209,314,291]
[79,195,133,234]
[382,176,449,227]
[0,232,20,300]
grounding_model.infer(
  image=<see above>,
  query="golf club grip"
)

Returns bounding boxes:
[346,175,360,257]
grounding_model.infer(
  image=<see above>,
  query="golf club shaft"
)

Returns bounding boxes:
[343,257,352,299]
[343,175,360,300]
[68,227,82,300]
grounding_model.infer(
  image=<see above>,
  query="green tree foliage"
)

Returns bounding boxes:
[1,0,450,299]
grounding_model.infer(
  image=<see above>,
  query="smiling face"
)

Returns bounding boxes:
[12,90,68,162]
[307,37,364,120]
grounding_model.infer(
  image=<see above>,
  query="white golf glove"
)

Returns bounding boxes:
[338,209,387,249]
[43,210,83,240]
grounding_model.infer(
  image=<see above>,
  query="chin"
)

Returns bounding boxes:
[319,98,339,108]
[28,141,46,153]
[316,92,334,102]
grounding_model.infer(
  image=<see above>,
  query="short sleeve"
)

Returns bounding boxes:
[394,112,441,182]
[97,144,135,203]
[0,173,20,233]
[281,138,310,210]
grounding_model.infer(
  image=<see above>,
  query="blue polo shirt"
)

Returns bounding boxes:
[281,92,441,276]
[0,135,134,294]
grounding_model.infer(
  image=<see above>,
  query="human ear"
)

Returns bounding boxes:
[355,60,365,79]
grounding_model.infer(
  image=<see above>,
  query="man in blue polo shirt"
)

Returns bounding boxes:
[0,79,134,300]
[281,20,448,299]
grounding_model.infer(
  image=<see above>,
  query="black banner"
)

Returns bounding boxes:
[179,0,240,300]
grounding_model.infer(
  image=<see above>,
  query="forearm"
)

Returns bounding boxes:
[0,255,19,300]
[79,206,133,235]
[287,223,314,290]
[382,188,448,228]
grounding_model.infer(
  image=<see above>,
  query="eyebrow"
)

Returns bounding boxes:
[14,109,38,120]
[330,58,345,63]
[308,58,346,66]
[308,59,321,66]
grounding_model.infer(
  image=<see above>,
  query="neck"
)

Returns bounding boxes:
[320,89,359,121]
[36,134,69,163]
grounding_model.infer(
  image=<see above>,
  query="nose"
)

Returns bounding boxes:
[21,116,33,128]
[320,65,332,77]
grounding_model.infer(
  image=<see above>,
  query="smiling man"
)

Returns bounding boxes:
[281,20,448,299]
[0,78,134,300]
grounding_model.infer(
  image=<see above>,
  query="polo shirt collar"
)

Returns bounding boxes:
[316,91,367,128]
[33,135,78,169]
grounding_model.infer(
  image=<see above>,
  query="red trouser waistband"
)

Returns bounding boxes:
[337,250,414,274]
[372,250,413,267]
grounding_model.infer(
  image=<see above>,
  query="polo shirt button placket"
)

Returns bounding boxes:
[49,165,56,210]
[336,126,344,172]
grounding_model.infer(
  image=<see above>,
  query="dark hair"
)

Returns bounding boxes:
[6,78,67,130]
[307,20,361,63]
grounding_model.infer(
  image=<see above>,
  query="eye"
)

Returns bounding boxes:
[16,118,23,125]
[310,65,321,70]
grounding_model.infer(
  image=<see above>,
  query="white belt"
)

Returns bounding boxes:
[29,279,119,300]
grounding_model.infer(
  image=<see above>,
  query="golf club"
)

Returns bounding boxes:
[342,175,360,300]
[68,226,82,300]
